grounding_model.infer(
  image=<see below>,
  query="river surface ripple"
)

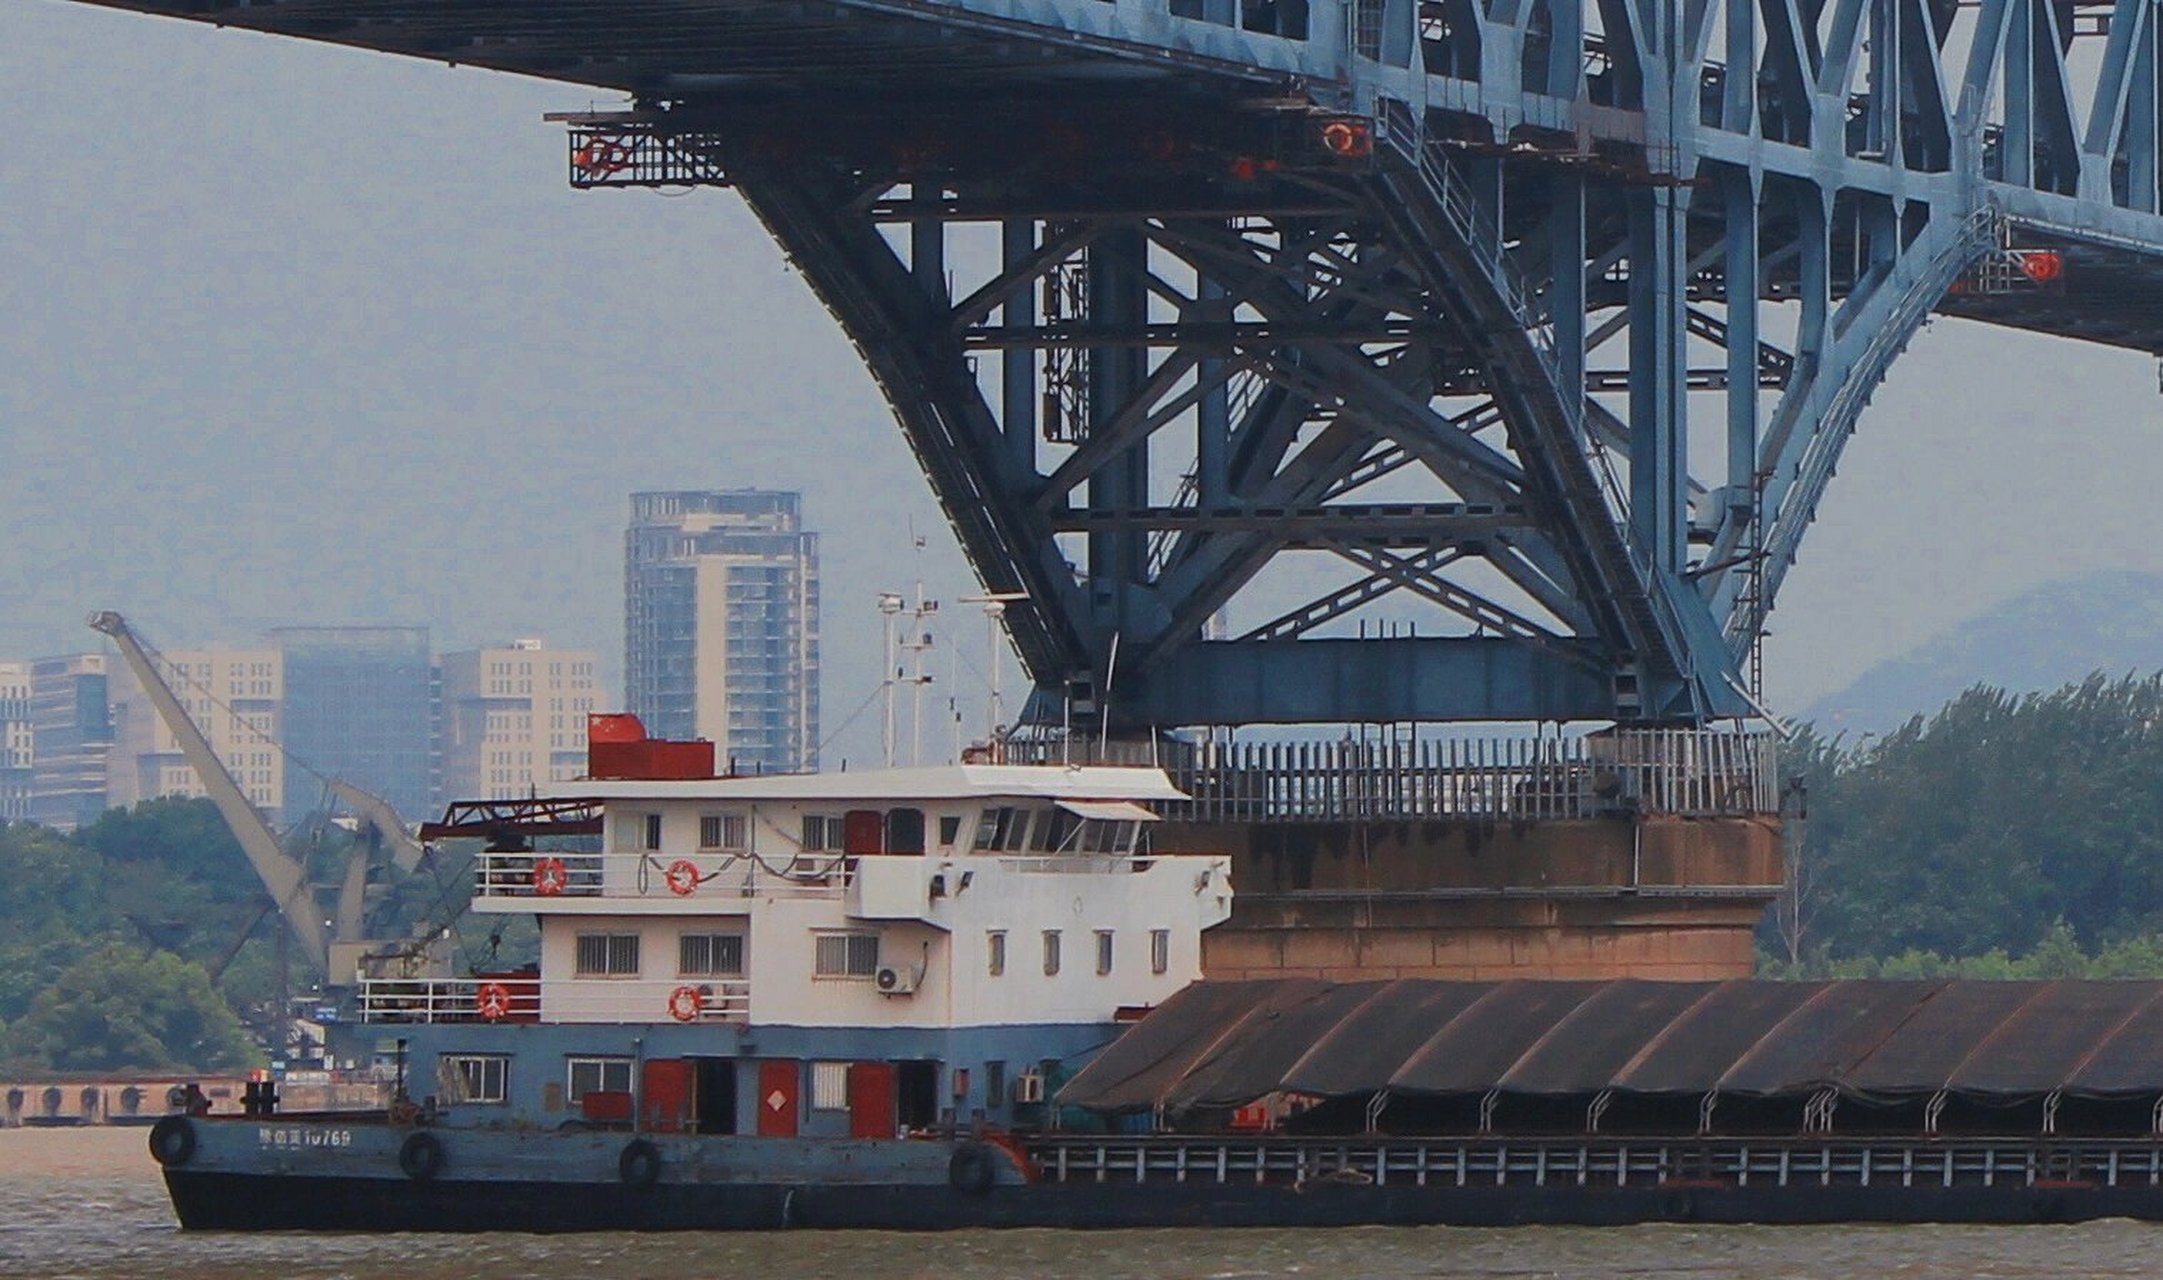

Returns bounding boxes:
[5,1128,2159,1279]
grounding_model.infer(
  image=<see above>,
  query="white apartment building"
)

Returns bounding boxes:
[438,640,600,800]
[0,661,31,822]
[105,647,284,823]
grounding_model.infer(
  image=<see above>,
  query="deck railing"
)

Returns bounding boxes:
[472,850,850,903]
[1012,728,1778,824]
[357,975,751,1025]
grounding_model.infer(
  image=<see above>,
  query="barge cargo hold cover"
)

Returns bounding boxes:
[1058,977,2163,1135]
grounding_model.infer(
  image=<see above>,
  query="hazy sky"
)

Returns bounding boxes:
[7,0,2163,757]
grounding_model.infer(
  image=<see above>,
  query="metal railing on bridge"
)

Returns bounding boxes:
[1011,728,1778,824]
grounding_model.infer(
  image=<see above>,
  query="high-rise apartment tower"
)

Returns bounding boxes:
[625,491,819,774]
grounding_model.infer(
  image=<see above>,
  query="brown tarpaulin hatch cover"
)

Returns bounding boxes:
[1057,978,2163,1112]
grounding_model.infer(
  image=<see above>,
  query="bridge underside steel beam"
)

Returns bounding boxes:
[58,0,2163,728]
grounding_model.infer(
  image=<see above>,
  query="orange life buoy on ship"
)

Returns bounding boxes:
[475,981,513,1022]
[532,857,570,896]
[664,859,701,896]
[667,985,705,1022]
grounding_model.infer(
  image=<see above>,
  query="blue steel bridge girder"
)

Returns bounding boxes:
[50,0,2163,726]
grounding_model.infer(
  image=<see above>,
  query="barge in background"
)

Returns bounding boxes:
[145,717,2163,1229]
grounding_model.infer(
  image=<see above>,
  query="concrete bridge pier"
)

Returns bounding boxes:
[1165,815,1783,982]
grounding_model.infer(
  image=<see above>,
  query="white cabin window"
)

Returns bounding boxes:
[615,812,662,851]
[1042,929,1062,976]
[814,932,880,979]
[566,1056,632,1102]
[1095,929,1115,975]
[987,930,1007,977]
[441,1054,508,1105]
[801,814,844,852]
[810,1062,851,1111]
[699,813,749,850]
[575,933,641,977]
[679,932,746,976]
[1151,929,1171,975]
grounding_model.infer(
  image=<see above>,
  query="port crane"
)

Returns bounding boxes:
[88,610,436,986]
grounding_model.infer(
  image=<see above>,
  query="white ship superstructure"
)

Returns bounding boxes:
[348,727,1232,1136]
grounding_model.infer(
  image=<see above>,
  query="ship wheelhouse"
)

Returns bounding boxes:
[355,742,1232,1141]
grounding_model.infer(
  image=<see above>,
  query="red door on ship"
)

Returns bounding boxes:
[756,1060,801,1136]
[641,1059,693,1134]
[848,1062,897,1139]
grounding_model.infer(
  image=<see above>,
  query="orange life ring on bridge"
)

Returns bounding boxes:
[532,857,570,896]
[2020,250,2065,284]
[573,138,633,176]
[664,859,701,896]
[667,985,705,1022]
[475,981,513,1022]
[1320,119,1373,158]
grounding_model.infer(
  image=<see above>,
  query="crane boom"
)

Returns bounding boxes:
[87,610,330,972]
[328,780,427,874]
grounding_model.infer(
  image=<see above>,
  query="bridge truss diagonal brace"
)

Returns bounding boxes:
[736,171,1091,685]
[1365,138,1743,722]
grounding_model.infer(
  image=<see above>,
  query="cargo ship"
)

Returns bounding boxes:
[149,719,2163,1230]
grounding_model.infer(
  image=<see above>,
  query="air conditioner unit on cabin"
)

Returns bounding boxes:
[1013,1070,1047,1104]
[874,965,917,996]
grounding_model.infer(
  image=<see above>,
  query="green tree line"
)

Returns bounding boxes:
[0,797,494,1073]
[1772,674,2163,978]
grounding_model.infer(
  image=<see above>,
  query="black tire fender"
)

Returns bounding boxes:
[948,1142,998,1197]
[148,1115,197,1168]
[397,1130,445,1182]
[619,1138,662,1189]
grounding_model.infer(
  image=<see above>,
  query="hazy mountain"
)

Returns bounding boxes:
[1802,570,2163,735]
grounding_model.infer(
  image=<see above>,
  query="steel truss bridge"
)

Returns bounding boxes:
[68,0,2163,728]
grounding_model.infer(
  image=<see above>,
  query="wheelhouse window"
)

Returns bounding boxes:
[1095,929,1115,975]
[813,932,880,979]
[567,1056,633,1103]
[1151,928,1171,975]
[441,1054,508,1104]
[679,932,746,976]
[575,932,641,977]
[1042,929,1062,976]
[1082,819,1140,854]
[1032,809,1077,852]
[987,930,1007,977]
[699,813,749,850]
[973,806,1032,852]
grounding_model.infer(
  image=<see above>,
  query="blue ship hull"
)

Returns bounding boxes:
[153,1115,2163,1230]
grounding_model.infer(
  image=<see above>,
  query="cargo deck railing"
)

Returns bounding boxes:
[1023,1134,2163,1190]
